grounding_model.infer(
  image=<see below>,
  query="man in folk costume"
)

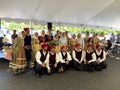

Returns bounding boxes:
[35,43,48,77]
[24,28,32,70]
[95,44,107,71]
[72,43,85,71]
[58,45,72,72]
[46,46,59,74]
[84,44,96,72]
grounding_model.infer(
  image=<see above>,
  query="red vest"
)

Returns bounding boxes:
[86,51,93,61]
[49,53,56,65]
[75,50,82,61]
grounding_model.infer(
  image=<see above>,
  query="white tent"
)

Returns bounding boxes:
[0,0,120,28]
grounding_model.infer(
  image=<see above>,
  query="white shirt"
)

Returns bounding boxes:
[72,49,85,63]
[45,52,59,70]
[95,50,106,63]
[84,50,96,63]
[76,38,84,49]
[59,37,68,46]
[35,50,48,65]
[58,51,72,63]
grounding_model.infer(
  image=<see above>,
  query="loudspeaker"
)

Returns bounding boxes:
[47,22,52,30]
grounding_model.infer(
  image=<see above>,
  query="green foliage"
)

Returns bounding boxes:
[1,20,120,34]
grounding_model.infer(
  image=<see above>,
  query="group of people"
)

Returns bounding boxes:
[8,28,108,77]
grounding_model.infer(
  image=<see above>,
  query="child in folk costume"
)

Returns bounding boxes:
[72,44,85,71]
[46,46,59,74]
[35,43,48,77]
[58,45,72,72]
[95,44,107,71]
[84,44,96,72]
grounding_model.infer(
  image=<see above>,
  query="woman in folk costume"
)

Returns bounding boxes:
[9,31,26,74]
[57,45,72,72]
[72,43,85,71]
[35,43,48,77]
[87,37,94,50]
[76,33,84,49]
[59,32,68,47]
[84,32,90,51]
[93,34,100,51]
[45,46,59,74]
[38,30,46,44]
[68,34,77,54]
[94,44,107,71]
[84,44,96,72]
[47,34,60,53]
[31,32,40,67]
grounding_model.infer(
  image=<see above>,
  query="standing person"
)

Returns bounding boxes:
[58,45,72,72]
[84,44,96,72]
[46,46,59,74]
[24,28,32,70]
[38,30,46,44]
[84,32,90,50]
[72,44,85,71]
[59,32,68,46]
[68,34,77,53]
[110,33,115,43]
[9,31,26,74]
[76,33,84,49]
[95,44,107,71]
[93,34,100,51]
[35,43,48,77]
[11,30,18,44]
[31,32,40,67]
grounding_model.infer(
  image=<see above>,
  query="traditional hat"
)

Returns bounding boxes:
[87,44,92,48]
[41,43,48,48]
[50,46,55,49]
[96,44,101,49]
[24,28,29,32]
[61,45,66,49]
[75,43,81,47]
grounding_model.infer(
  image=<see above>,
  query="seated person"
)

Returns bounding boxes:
[46,46,59,74]
[72,43,85,71]
[58,45,72,72]
[35,43,48,77]
[105,40,112,50]
[84,44,96,72]
[95,44,107,71]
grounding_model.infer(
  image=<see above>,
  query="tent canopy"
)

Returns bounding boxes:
[0,0,120,28]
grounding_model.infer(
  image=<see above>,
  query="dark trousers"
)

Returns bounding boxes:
[84,62,96,72]
[95,61,107,71]
[25,48,32,68]
[73,61,84,71]
[35,63,47,75]
[58,61,72,71]
[48,65,59,74]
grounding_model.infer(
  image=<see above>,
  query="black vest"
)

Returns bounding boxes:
[61,51,67,61]
[40,50,48,62]
[95,50,103,59]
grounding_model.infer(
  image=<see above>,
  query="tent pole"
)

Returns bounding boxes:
[0,19,1,29]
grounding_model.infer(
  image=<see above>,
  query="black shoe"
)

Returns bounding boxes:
[35,72,41,78]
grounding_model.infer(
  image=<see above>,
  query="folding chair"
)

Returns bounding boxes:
[107,44,115,57]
